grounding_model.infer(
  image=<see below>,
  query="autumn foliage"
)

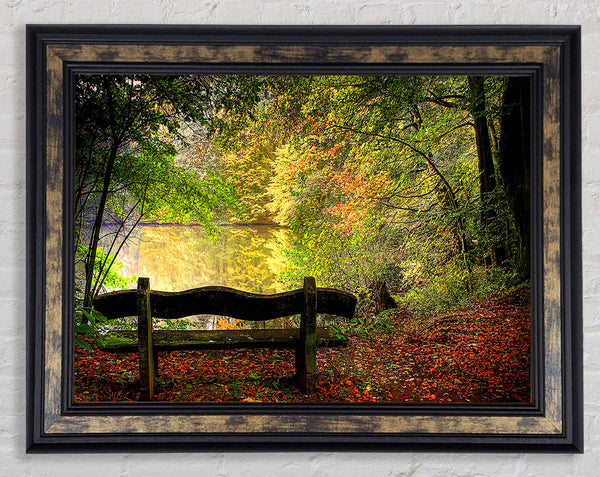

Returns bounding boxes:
[73,74,533,406]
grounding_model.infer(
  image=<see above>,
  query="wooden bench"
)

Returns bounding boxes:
[92,276,357,400]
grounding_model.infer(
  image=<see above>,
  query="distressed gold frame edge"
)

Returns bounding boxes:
[26,25,582,452]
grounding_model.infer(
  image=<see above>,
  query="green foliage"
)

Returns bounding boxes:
[330,310,396,341]
[74,308,108,351]
[75,73,531,339]
[397,262,527,319]
[279,217,398,294]
[253,74,529,319]
[152,318,196,331]
[75,74,248,309]
[78,243,137,292]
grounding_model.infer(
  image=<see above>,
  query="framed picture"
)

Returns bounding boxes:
[26,25,582,452]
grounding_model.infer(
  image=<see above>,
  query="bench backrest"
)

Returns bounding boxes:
[93,277,356,321]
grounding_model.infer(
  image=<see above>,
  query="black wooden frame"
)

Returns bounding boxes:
[26,25,582,452]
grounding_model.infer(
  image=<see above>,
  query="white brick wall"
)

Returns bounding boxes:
[1,1,596,475]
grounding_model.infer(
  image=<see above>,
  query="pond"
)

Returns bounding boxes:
[101,223,297,329]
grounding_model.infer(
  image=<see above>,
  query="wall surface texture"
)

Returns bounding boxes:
[1,0,597,475]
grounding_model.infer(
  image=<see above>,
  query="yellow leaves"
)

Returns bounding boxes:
[241,397,260,403]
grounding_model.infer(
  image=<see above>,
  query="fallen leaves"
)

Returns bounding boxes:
[74,288,530,404]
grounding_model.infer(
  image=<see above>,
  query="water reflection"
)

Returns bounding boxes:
[101,224,297,329]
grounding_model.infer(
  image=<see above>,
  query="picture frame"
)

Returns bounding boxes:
[26,25,582,452]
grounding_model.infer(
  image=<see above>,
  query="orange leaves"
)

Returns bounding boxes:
[320,165,389,233]
[325,203,365,232]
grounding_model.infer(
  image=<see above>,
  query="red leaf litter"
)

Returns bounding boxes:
[74,288,530,404]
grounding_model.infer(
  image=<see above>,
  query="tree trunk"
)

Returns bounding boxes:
[83,79,120,309]
[83,144,118,309]
[467,76,503,267]
[499,77,531,277]
[369,280,397,315]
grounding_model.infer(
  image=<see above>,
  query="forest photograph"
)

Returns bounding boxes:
[73,73,532,404]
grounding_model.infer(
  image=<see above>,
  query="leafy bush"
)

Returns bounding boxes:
[397,263,528,319]
[74,308,108,351]
[330,309,396,341]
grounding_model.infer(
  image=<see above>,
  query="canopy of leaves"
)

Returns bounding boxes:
[76,73,529,310]
[211,75,527,306]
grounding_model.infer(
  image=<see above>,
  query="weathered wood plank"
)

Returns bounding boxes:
[93,289,137,318]
[150,287,304,320]
[297,277,317,393]
[98,327,347,352]
[93,284,357,321]
[136,278,155,400]
[315,288,356,319]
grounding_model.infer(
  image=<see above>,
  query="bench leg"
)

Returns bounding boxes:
[137,277,156,400]
[296,277,317,393]
[154,351,159,378]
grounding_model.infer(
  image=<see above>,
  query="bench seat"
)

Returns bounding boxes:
[99,327,347,352]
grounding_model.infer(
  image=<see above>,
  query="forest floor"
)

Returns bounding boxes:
[74,287,531,404]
